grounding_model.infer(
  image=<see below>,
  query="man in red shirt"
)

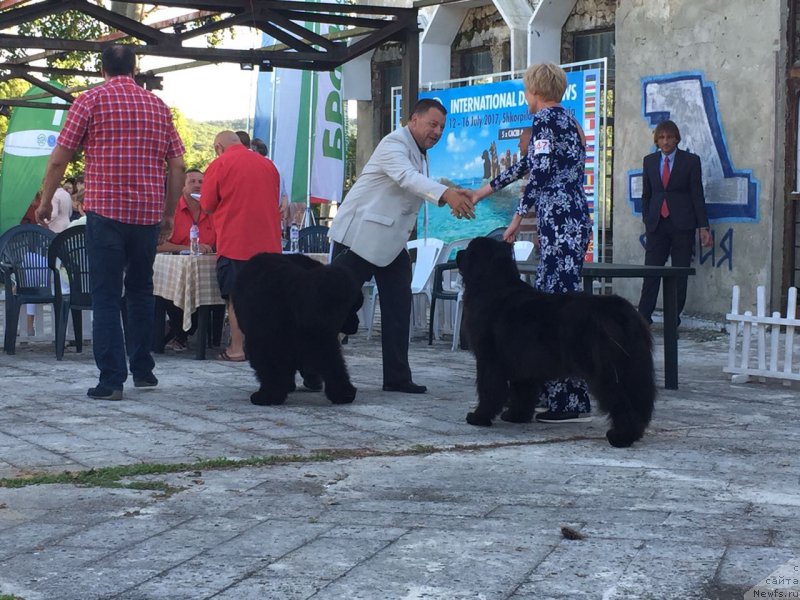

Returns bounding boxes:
[157,168,221,352]
[37,45,185,401]
[200,130,282,361]
[157,169,214,254]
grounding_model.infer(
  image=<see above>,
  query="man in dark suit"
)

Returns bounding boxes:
[638,120,713,326]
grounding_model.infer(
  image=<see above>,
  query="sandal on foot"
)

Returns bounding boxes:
[218,349,246,362]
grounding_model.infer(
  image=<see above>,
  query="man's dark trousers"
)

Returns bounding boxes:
[86,212,159,391]
[333,245,413,386]
[638,216,695,324]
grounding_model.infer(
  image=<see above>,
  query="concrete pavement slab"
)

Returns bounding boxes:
[0,329,798,599]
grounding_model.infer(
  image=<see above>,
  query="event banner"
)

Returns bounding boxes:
[253,21,344,206]
[418,69,600,261]
[0,84,68,233]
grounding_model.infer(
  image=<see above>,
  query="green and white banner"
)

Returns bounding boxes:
[253,19,344,205]
[0,83,68,233]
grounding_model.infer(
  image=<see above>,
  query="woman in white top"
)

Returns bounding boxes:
[47,187,73,233]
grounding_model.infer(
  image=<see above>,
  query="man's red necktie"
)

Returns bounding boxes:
[660,155,670,218]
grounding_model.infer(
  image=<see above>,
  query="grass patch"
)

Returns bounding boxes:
[0,594,24,600]
[0,437,601,492]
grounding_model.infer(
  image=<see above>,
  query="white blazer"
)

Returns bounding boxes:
[329,126,448,267]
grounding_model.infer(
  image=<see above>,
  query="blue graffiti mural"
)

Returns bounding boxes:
[628,72,760,222]
[698,228,734,271]
[639,227,734,271]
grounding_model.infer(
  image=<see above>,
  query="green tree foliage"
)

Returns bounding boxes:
[12,11,109,75]
[0,79,31,155]
[170,114,252,172]
[344,127,357,194]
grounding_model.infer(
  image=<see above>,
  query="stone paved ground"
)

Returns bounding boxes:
[0,327,798,600]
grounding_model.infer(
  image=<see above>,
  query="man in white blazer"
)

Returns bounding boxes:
[330,98,475,394]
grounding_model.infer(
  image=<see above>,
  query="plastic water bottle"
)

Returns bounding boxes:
[290,222,300,253]
[189,223,200,256]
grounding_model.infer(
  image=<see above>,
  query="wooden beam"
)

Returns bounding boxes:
[400,23,420,126]
[0,0,418,76]
[0,0,35,9]
[277,10,392,30]
[260,0,412,18]
[254,20,322,54]
[76,0,171,45]
[344,16,414,62]
[16,73,75,102]
[107,0,413,18]
[0,34,330,63]
[0,63,100,79]
[174,12,252,42]
[3,10,216,66]
[99,0,248,10]
[0,99,69,110]
[258,6,337,51]
[0,0,70,31]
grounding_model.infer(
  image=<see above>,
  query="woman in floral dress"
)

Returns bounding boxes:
[472,62,593,423]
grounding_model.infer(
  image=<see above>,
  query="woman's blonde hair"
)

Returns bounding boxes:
[523,62,567,103]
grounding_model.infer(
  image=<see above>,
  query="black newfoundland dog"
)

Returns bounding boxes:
[456,237,655,448]
[232,253,362,406]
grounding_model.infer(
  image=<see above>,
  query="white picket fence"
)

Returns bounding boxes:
[725,285,799,384]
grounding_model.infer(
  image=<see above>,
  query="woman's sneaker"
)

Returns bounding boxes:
[166,338,187,352]
[535,410,592,423]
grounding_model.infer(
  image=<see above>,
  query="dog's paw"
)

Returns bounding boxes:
[466,411,492,427]
[326,383,357,404]
[250,390,287,406]
[500,408,533,423]
[606,429,635,448]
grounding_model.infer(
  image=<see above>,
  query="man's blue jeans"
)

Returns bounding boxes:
[86,212,159,390]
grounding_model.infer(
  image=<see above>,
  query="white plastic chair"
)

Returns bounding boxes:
[408,238,445,333]
[429,237,471,342]
[513,240,534,261]
[365,238,444,340]
[363,278,378,340]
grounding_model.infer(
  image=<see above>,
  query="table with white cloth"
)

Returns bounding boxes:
[284,251,329,265]
[152,253,224,360]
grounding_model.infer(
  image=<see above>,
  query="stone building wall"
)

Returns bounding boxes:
[613,0,785,318]
[450,5,510,78]
[561,0,616,61]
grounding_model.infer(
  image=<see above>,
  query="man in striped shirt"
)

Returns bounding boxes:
[38,45,185,401]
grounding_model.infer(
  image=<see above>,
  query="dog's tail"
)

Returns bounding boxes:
[591,298,656,447]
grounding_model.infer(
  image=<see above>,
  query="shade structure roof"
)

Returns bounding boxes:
[0,0,420,112]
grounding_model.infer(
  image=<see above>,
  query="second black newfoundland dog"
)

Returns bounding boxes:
[456,237,655,448]
[233,253,362,406]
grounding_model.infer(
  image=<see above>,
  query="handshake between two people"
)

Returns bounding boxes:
[441,183,493,220]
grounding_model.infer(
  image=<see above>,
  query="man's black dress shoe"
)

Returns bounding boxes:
[382,381,427,394]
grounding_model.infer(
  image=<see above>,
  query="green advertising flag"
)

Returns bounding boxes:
[0,84,68,233]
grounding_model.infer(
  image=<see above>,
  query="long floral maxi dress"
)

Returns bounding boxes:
[490,105,593,414]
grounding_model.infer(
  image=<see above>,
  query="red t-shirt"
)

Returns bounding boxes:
[57,76,185,225]
[168,196,216,249]
[200,144,282,260]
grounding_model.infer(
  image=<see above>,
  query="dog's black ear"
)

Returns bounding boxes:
[488,237,513,259]
[488,238,518,276]
[455,249,465,269]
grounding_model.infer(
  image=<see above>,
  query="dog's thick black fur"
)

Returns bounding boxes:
[232,253,362,406]
[456,237,656,448]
